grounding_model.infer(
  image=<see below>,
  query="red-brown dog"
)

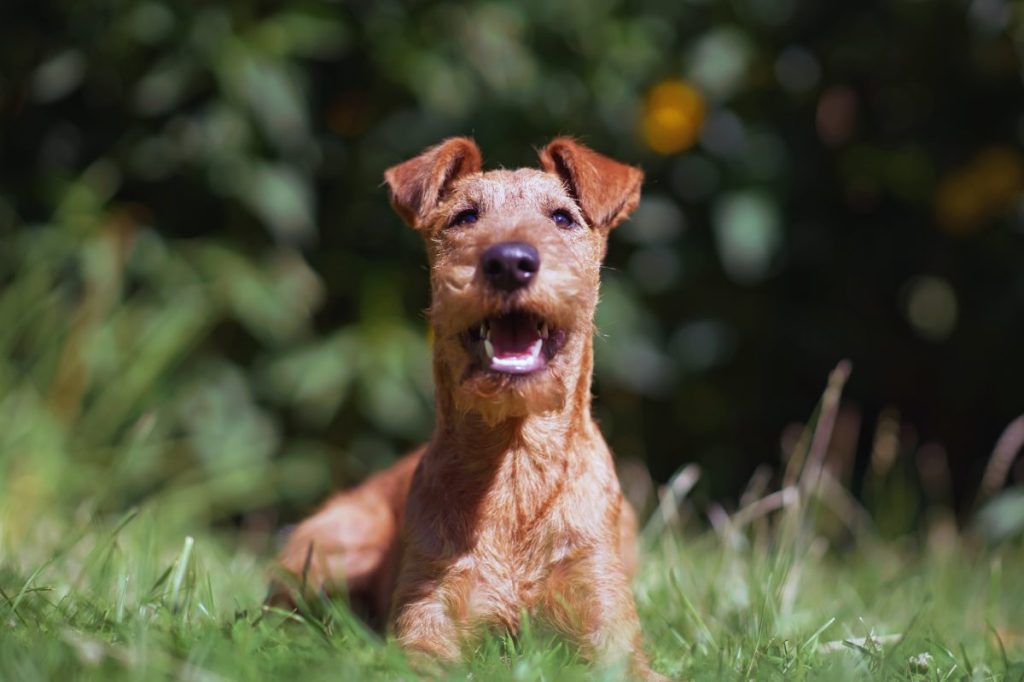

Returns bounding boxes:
[273,137,666,680]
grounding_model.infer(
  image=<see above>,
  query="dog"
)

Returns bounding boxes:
[272,137,667,680]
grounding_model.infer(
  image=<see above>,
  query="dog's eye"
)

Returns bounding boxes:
[450,208,479,227]
[551,209,575,229]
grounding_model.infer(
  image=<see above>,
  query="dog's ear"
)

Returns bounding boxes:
[539,138,643,231]
[384,137,483,229]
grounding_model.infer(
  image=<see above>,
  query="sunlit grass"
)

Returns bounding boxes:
[1,495,1021,681]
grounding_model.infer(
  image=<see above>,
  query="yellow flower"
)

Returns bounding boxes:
[641,80,706,155]
[935,147,1024,235]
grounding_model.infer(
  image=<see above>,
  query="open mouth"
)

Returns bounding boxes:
[465,310,566,375]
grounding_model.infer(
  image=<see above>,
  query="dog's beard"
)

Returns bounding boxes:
[455,364,568,425]
[433,332,577,425]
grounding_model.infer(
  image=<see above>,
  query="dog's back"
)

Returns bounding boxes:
[271,448,422,626]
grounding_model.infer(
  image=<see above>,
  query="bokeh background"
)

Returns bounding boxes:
[2,0,1023,545]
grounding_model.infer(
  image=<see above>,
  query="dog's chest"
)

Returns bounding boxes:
[464,466,602,627]
[463,516,579,628]
[418,441,616,629]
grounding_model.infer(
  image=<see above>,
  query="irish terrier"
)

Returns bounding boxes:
[272,137,666,680]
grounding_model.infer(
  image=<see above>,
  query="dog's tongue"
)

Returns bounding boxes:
[487,314,544,374]
[490,315,536,354]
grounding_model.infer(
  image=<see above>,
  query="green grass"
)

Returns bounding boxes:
[2,498,1021,681]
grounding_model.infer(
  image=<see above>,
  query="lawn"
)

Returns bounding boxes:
[2,492,1020,681]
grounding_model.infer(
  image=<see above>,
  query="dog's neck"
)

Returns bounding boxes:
[438,410,581,462]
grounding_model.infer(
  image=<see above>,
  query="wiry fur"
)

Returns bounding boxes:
[271,138,665,680]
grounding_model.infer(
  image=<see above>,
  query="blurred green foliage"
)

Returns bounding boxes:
[1,0,1024,536]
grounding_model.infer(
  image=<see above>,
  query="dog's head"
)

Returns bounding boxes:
[384,137,643,423]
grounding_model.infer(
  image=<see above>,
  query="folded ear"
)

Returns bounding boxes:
[538,137,643,231]
[384,137,482,229]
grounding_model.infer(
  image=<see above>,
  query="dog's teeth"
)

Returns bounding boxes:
[483,339,494,359]
[540,322,549,339]
[479,323,487,339]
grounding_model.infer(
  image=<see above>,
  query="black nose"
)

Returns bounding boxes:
[481,242,540,292]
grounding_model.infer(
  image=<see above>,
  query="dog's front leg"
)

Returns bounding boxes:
[545,546,669,681]
[390,556,472,665]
